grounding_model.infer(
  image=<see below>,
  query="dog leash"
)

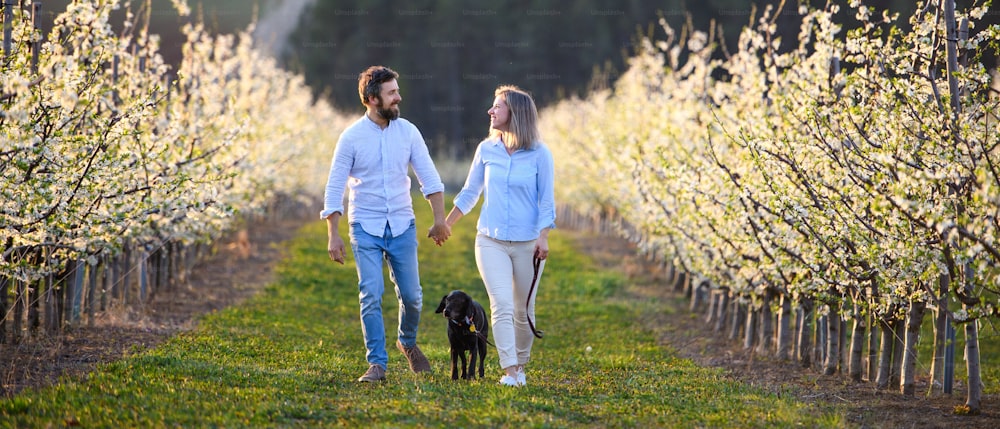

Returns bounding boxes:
[476,329,496,347]
[457,315,496,347]
[527,256,544,339]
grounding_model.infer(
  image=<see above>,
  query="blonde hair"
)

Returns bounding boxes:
[489,85,540,151]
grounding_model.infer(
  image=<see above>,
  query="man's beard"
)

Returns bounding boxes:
[377,98,399,121]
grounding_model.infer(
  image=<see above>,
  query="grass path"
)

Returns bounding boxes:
[0,201,845,428]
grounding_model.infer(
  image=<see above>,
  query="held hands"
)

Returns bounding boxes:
[427,222,451,246]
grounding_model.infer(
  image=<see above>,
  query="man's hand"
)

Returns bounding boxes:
[427,222,451,246]
[328,235,346,264]
[425,192,449,246]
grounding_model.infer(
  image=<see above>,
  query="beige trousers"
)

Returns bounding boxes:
[474,234,545,370]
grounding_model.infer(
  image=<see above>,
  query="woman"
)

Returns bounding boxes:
[446,85,556,387]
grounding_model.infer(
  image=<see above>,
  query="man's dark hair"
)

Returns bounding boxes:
[358,66,399,105]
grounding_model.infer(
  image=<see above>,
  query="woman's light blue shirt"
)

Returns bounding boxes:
[453,137,556,241]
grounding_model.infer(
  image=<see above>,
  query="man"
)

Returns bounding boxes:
[322,65,451,382]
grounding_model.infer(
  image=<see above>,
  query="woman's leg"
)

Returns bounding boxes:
[511,240,543,367]
[475,235,518,371]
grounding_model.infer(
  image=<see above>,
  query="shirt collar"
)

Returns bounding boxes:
[488,136,536,152]
[363,114,391,131]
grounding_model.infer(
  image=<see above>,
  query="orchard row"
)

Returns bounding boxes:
[541,1,999,412]
[2,1,349,337]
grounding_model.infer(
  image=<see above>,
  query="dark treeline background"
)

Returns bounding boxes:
[21,0,999,158]
[282,0,996,158]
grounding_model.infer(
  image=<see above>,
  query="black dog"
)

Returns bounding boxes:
[435,290,489,380]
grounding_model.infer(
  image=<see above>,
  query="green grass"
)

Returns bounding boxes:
[916,312,1000,395]
[0,197,846,428]
[980,322,1000,394]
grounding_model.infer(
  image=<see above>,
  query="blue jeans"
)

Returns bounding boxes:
[350,220,423,368]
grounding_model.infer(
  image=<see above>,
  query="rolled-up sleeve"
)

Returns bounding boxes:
[453,143,486,215]
[536,144,557,230]
[320,133,353,219]
[408,127,445,197]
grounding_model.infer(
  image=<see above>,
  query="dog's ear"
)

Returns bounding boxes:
[466,301,476,320]
[434,295,447,313]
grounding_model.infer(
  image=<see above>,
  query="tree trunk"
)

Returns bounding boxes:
[756,290,773,355]
[663,262,675,291]
[964,318,982,412]
[87,260,99,327]
[0,274,7,344]
[24,250,44,335]
[744,304,757,350]
[49,263,70,335]
[943,0,982,412]
[157,246,169,295]
[100,255,110,312]
[28,278,40,334]
[865,280,879,382]
[891,319,905,386]
[140,250,149,302]
[876,317,894,389]
[815,314,827,371]
[729,297,746,341]
[167,241,177,290]
[69,260,85,325]
[0,238,10,343]
[824,304,841,375]
[796,299,813,368]
[841,318,850,371]
[930,274,949,394]
[848,301,867,382]
[901,299,927,395]
[56,272,65,331]
[677,270,689,293]
[122,240,133,305]
[793,305,802,363]
[44,270,55,334]
[705,289,719,325]
[714,289,729,333]
[690,279,707,313]
[13,279,25,343]
[962,255,982,412]
[776,292,793,360]
[108,253,119,307]
[867,310,878,382]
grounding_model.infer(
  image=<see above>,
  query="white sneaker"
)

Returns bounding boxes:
[499,375,519,386]
[516,367,526,386]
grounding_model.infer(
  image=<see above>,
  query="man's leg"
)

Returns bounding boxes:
[350,223,388,370]
[386,220,422,346]
[386,220,430,372]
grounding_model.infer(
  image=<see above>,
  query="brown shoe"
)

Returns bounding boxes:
[396,340,432,373]
[357,364,385,382]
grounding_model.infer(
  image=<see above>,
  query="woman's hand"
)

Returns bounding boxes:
[534,236,549,260]
[427,222,451,246]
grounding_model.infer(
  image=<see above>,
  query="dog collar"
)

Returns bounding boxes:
[465,315,475,332]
